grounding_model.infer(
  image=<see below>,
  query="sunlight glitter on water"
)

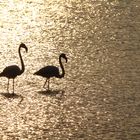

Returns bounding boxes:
[0,1,46,45]
[0,0,139,140]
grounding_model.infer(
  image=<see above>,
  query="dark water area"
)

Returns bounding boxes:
[0,0,139,139]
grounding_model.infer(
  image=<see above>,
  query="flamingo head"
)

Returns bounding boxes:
[60,53,67,63]
[20,43,28,52]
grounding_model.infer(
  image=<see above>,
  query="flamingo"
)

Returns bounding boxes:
[0,43,28,94]
[34,53,67,90]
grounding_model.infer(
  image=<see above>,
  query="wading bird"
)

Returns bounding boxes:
[34,53,67,90]
[0,43,28,94]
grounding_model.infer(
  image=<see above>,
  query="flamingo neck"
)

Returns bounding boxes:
[58,56,65,78]
[18,46,25,75]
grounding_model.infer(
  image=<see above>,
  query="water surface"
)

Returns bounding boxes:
[0,0,139,139]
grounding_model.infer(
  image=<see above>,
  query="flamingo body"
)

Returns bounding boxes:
[34,66,59,78]
[0,65,21,79]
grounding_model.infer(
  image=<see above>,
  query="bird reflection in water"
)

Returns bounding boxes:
[34,53,67,90]
[0,92,24,105]
[38,89,65,98]
[0,43,28,95]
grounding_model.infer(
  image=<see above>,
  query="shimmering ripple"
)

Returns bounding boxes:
[0,0,139,139]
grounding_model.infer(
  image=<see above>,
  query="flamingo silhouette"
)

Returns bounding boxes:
[0,43,28,94]
[34,53,67,90]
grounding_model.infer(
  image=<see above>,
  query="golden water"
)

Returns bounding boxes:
[0,0,139,139]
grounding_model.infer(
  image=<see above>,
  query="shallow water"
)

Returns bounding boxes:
[0,0,139,140]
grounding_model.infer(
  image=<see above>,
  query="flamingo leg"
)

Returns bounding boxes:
[7,79,9,93]
[43,79,48,89]
[48,79,50,90]
[12,79,15,94]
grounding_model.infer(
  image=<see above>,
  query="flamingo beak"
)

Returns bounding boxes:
[23,45,28,52]
[65,57,68,63]
[25,47,28,53]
